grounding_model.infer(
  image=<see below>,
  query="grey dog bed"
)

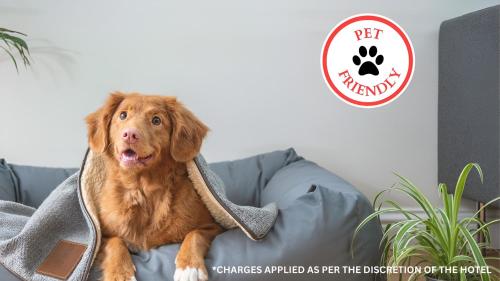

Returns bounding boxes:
[0,149,383,281]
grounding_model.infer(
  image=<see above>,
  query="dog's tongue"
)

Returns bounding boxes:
[121,149,138,162]
[120,149,153,167]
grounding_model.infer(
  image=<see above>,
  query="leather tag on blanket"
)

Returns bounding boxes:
[36,240,87,280]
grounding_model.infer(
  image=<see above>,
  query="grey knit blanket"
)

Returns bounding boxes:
[0,151,278,281]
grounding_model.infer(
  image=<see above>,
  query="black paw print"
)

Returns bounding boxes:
[352,46,384,76]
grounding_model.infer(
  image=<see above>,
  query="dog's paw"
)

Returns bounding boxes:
[174,266,208,281]
[102,265,136,281]
[102,273,136,281]
[102,274,136,281]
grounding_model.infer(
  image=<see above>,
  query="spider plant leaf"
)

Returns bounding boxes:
[470,219,499,238]
[0,46,18,72]
[415,238,442,265]
[354,163,498,281]
[373,186,394,208]
[1,36,14,49]
[381,239,391,266]
[393,180,440,225]
[383,199,421,220]
[400,232,424,254]
[417,221,449,264]
[379,186,435,220]
[380,221,407,248]
[8,39,30,65]
[436,208,452,238]
[0,28,27,36]
[437,207,462,260]
[460,218,493,250]
[458,224,490,281]
[421,219,449,253]
[394,245,425,264]
[1,32,29,50]
[453,163,482,222]
[351,208,400,257]
[449,255,474,265]
[460,271,467,281]
[467,197,500,228]
[393,220,421,254]
[417,230,442,249]
[393,186,434,217]
[439,183,452,214]
[0,29,31,69]
[408,271,424,281]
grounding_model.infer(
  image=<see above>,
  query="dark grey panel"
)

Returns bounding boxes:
[438,5,500,207]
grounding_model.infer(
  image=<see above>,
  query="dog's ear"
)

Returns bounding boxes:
[166,97,208,162]
[85,92,125,153]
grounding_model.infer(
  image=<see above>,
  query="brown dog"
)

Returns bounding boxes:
[85,92,223,281]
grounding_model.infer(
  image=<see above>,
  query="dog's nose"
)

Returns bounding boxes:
[122,128,140,143]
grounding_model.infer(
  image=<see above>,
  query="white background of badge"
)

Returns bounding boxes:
[325,17,411,103]
[0,0,498,246]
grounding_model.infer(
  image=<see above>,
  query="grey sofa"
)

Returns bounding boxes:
[0,149,383,281]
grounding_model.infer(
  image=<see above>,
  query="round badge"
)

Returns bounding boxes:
[321,14,414,108]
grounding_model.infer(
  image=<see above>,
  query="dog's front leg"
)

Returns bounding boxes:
[100,237,136,281]
[174,224,223,281]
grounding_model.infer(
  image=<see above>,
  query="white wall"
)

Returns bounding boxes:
[1,0,499,217]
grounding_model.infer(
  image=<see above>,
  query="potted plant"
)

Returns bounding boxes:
[353,163,500,281]
[0,27,30,71]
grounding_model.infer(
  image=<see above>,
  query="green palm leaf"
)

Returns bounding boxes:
[0,27,31,72]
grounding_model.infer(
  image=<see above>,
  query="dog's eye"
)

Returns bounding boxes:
[152,116,161,125]
[119,111,127,120]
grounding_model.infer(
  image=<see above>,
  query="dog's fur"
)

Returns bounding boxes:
[86,92,223,281]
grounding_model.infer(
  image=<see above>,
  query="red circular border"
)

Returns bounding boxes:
[321,15,414,107]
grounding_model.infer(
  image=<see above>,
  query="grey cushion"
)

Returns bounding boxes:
[209,148,302,206]
[0,264,20,281]
[0,160,78,208]
[0,159,18,202]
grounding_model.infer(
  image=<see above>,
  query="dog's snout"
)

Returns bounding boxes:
[122,128,140,143]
